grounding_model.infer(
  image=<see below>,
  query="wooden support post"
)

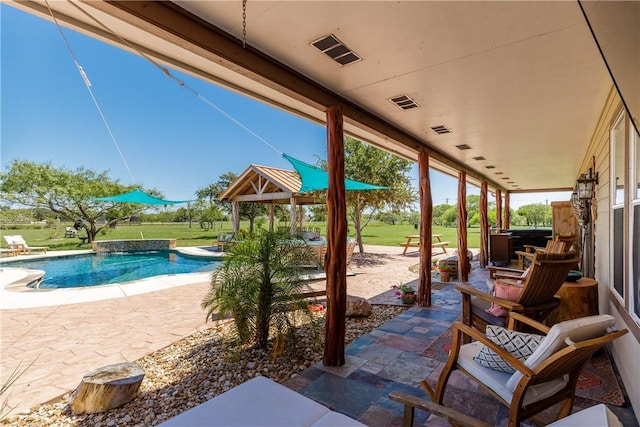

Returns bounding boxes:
[290,197,297,235]
[231,201,240,234]
[269,203,275,232]
[479,181,489,268]
[323,106,347,367]
[418,151,433,307]
[457,172,469,282]
[504,192,511,230]
[495,189,502,230]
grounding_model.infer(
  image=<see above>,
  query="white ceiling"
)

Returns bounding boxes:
[8,1,614,193]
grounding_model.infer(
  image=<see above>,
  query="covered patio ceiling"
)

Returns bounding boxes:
[10,1,616,194]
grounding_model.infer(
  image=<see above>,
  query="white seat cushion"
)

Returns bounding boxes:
[460,342,568,406]
[547,404,622,426]
[506,315,616,392]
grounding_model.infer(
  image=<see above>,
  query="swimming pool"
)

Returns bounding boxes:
[5,251,221,289]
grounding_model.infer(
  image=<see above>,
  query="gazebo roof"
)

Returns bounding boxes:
[218,164,323,205]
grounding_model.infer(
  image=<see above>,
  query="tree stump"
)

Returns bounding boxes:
[70,362,145,415]
[545,278,599,326]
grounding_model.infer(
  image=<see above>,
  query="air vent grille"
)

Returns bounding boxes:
[485,165,496,169]
[473,156,485,161]
[456,144,471,150]
[389,95,419,110]
[311,34,361,66]
[430,125,450,134]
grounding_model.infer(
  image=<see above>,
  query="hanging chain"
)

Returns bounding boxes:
[242,0,247,48]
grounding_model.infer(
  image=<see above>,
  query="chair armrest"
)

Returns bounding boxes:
[506,312,550,334]
[488,266,525,279]
[455,284,524,310]
[389,391,492,427]
[494,272,525,280]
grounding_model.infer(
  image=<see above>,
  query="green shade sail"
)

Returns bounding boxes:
[90,189,192,205]
[283,154,388,193]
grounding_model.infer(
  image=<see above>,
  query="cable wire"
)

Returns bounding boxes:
[67,0,282,156]
[44,0,136,184]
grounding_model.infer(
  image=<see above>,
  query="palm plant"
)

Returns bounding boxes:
[202,230,319,349]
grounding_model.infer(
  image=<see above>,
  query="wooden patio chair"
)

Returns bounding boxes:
[457,250,580,333]
[417,313,627,427]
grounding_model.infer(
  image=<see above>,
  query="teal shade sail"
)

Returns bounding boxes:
[283,154,388,193]
[90,189,192,205]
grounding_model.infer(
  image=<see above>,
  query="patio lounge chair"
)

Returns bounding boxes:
[403,313,627,427]
[3,235,48,255]
[214,232,235,251]
[457,250,579,333]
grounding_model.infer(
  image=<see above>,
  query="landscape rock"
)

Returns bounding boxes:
[346,296,373,318]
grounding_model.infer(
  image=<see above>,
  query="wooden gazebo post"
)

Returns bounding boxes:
[323,105,347,367]
[418,151,433,306]
[457,172,469,282]
[479,181,489,268]
[269,203,275,232]
[231,201,240,234]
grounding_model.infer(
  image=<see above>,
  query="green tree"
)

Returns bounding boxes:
[322,137,415,253]
[205,172,268,234]
[201,230,318,349]
[195,183,224,230]
[0,161,151,242]
[516,203,552,228]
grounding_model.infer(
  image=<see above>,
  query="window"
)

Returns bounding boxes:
[631,125,640,322]
[611,113,625,301]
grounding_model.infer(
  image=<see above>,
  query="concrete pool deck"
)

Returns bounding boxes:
[0,245,428,416]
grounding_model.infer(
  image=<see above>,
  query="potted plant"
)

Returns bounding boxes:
[391,284,417,304]
[438,260,454,282]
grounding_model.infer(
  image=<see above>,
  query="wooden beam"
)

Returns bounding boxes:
[232,192,292,202]
[418,151,433,307]
[323,106,347,367]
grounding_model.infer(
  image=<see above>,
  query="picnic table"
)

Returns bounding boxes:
[400,234,449,255]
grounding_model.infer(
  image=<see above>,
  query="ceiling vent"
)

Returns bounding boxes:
[430,125,450,134]
[456,144,471,150]
[494,171,503,174]
[473,156,485,161]
[389,95,419,110]
[311,34,361,66]
[485,165,496,169]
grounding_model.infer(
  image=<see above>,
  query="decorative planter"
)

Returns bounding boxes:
[401,292,417,305]
[439,271,451,282]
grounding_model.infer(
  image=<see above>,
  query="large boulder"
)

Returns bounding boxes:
[346,296,372,318]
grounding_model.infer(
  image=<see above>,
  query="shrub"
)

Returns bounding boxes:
[201,230,319,350]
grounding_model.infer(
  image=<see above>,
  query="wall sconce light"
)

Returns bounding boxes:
[576,168,599,200]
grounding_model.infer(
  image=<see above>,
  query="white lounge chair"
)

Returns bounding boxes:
[3,235,48,255]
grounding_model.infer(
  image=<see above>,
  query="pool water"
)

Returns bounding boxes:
[7,251,221,289]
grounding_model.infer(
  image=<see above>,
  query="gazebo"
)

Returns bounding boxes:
[218,163,323,235]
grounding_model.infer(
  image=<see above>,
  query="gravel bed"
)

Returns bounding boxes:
[2,305,405,427]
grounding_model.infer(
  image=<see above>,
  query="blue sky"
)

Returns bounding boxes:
[1,5,567,209]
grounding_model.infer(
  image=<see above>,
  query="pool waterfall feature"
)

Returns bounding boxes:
[92,239,177,253]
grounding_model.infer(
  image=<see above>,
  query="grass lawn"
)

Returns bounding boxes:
[1,220,542,252]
